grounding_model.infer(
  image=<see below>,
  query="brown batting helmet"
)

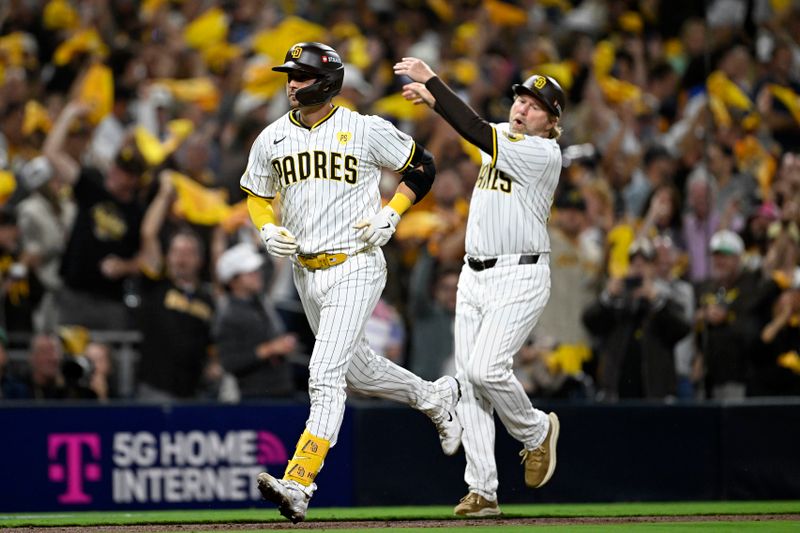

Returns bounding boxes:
[512,75,565,118]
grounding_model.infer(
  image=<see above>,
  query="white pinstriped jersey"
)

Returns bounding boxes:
[240,105,415,254]
[465,122,562,258]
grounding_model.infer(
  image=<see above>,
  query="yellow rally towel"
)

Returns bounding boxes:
[53,28,109,66]
[43,0,79,30]
[23,100,52,136]
[77,63,114,125]
[545,343,592,375]
[134,119,196,167]
[169,171,231,226]
[373,93,428,121]
[58,325,90,355]
[284,429,330,487]
[607,223,636,279]
[0,171,17,206]
[769,84,800,125]
[155,78,220,112]
[484,0,528,27]
[251,17,326,63]
[777,351,800,375]
[183,7,228,50]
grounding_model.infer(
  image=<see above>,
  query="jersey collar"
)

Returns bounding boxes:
[289,105,340,130]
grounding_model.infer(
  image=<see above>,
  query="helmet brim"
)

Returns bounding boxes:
[512,84,560,117]
[272,61,316,74]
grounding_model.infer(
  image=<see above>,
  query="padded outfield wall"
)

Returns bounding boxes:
[0,399,797,511]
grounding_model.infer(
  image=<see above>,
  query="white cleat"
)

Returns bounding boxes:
[256,472,315,523]
[432,376,463,455]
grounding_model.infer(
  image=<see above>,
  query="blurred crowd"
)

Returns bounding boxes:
[1,0,800,403]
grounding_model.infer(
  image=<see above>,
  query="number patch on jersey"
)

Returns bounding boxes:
[475,164,512,193]
[271,151,359,187]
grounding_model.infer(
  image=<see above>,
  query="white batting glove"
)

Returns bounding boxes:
[354,206,401,247]
[260,223,298,257]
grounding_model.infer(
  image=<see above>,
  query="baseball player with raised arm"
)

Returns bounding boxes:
[241,43,462,523]
[394,57,563,517]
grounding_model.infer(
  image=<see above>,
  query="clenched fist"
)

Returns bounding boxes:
[354,205,401,247]
[260,223,298,257]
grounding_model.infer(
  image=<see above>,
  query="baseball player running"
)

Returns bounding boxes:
[394,57,562,516]
[241,43,462,523]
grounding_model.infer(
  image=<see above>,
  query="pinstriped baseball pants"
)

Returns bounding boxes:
[454,256,552,500]
[293,248,450,447]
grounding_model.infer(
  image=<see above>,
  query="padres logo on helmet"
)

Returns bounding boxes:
[533,76,547,89]
[291,46,303,59]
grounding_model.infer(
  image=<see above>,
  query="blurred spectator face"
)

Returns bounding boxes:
[85,342,111,378]
[0,103,25,145]
[681,18,706,56]
[710,251,740,283]
[232,270,263,295]
[627,252,654,280]
[707,143,733,177]
[29,334,62,385]
[434,272,459,312]
[177,134,210,175]
[687,178,712,218]
[555,206,584,237]
[456,158,478,193]
[653,237,677,279]
[0,218,19,251]
[432,168,463,209]
[65,121,93,160]
[771,44,794,80]
[107,164,140,203]
[509,94,557,137]
[166,233,203,283]
[720,45,752,81]
[650,187,678,227]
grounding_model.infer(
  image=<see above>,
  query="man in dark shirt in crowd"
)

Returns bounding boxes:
[44,101,145,330]
[136,173,215,401]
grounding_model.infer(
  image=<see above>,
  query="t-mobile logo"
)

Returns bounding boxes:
[48,434,101,504]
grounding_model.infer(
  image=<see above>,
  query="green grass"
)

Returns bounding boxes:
[0,501,798,529]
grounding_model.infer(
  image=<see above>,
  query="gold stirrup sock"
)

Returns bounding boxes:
[283,429,330,487]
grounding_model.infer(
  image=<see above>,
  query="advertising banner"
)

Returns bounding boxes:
[0,403,353,511]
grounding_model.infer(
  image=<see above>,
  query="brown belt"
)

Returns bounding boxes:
[297,247,370,271]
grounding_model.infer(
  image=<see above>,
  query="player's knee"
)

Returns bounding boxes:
[465,365,506,392]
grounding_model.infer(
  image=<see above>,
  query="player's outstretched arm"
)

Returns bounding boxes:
[394,57,494,154]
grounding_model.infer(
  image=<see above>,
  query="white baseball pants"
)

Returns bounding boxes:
[293,248,450,446]
[454,256,552,500]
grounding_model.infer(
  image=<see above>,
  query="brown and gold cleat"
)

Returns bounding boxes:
[453,492,502,517]
[520,412,560,488]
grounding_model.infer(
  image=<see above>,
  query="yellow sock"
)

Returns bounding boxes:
[283,429,330,486]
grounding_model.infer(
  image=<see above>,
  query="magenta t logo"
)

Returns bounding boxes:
[48,433,101,504]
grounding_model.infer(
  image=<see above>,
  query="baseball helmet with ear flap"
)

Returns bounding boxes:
[272,42,345,106]
[512,74,566,118]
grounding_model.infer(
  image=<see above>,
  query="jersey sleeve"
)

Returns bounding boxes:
[240,131,276,199]
[365,115,416,172]
[492,130,561,186]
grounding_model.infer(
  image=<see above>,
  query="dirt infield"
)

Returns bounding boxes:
[4,514,798,531]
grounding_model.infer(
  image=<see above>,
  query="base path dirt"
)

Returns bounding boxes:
[4,514,799,531]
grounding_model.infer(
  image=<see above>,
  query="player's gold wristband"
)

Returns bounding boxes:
[387,193,413,215]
